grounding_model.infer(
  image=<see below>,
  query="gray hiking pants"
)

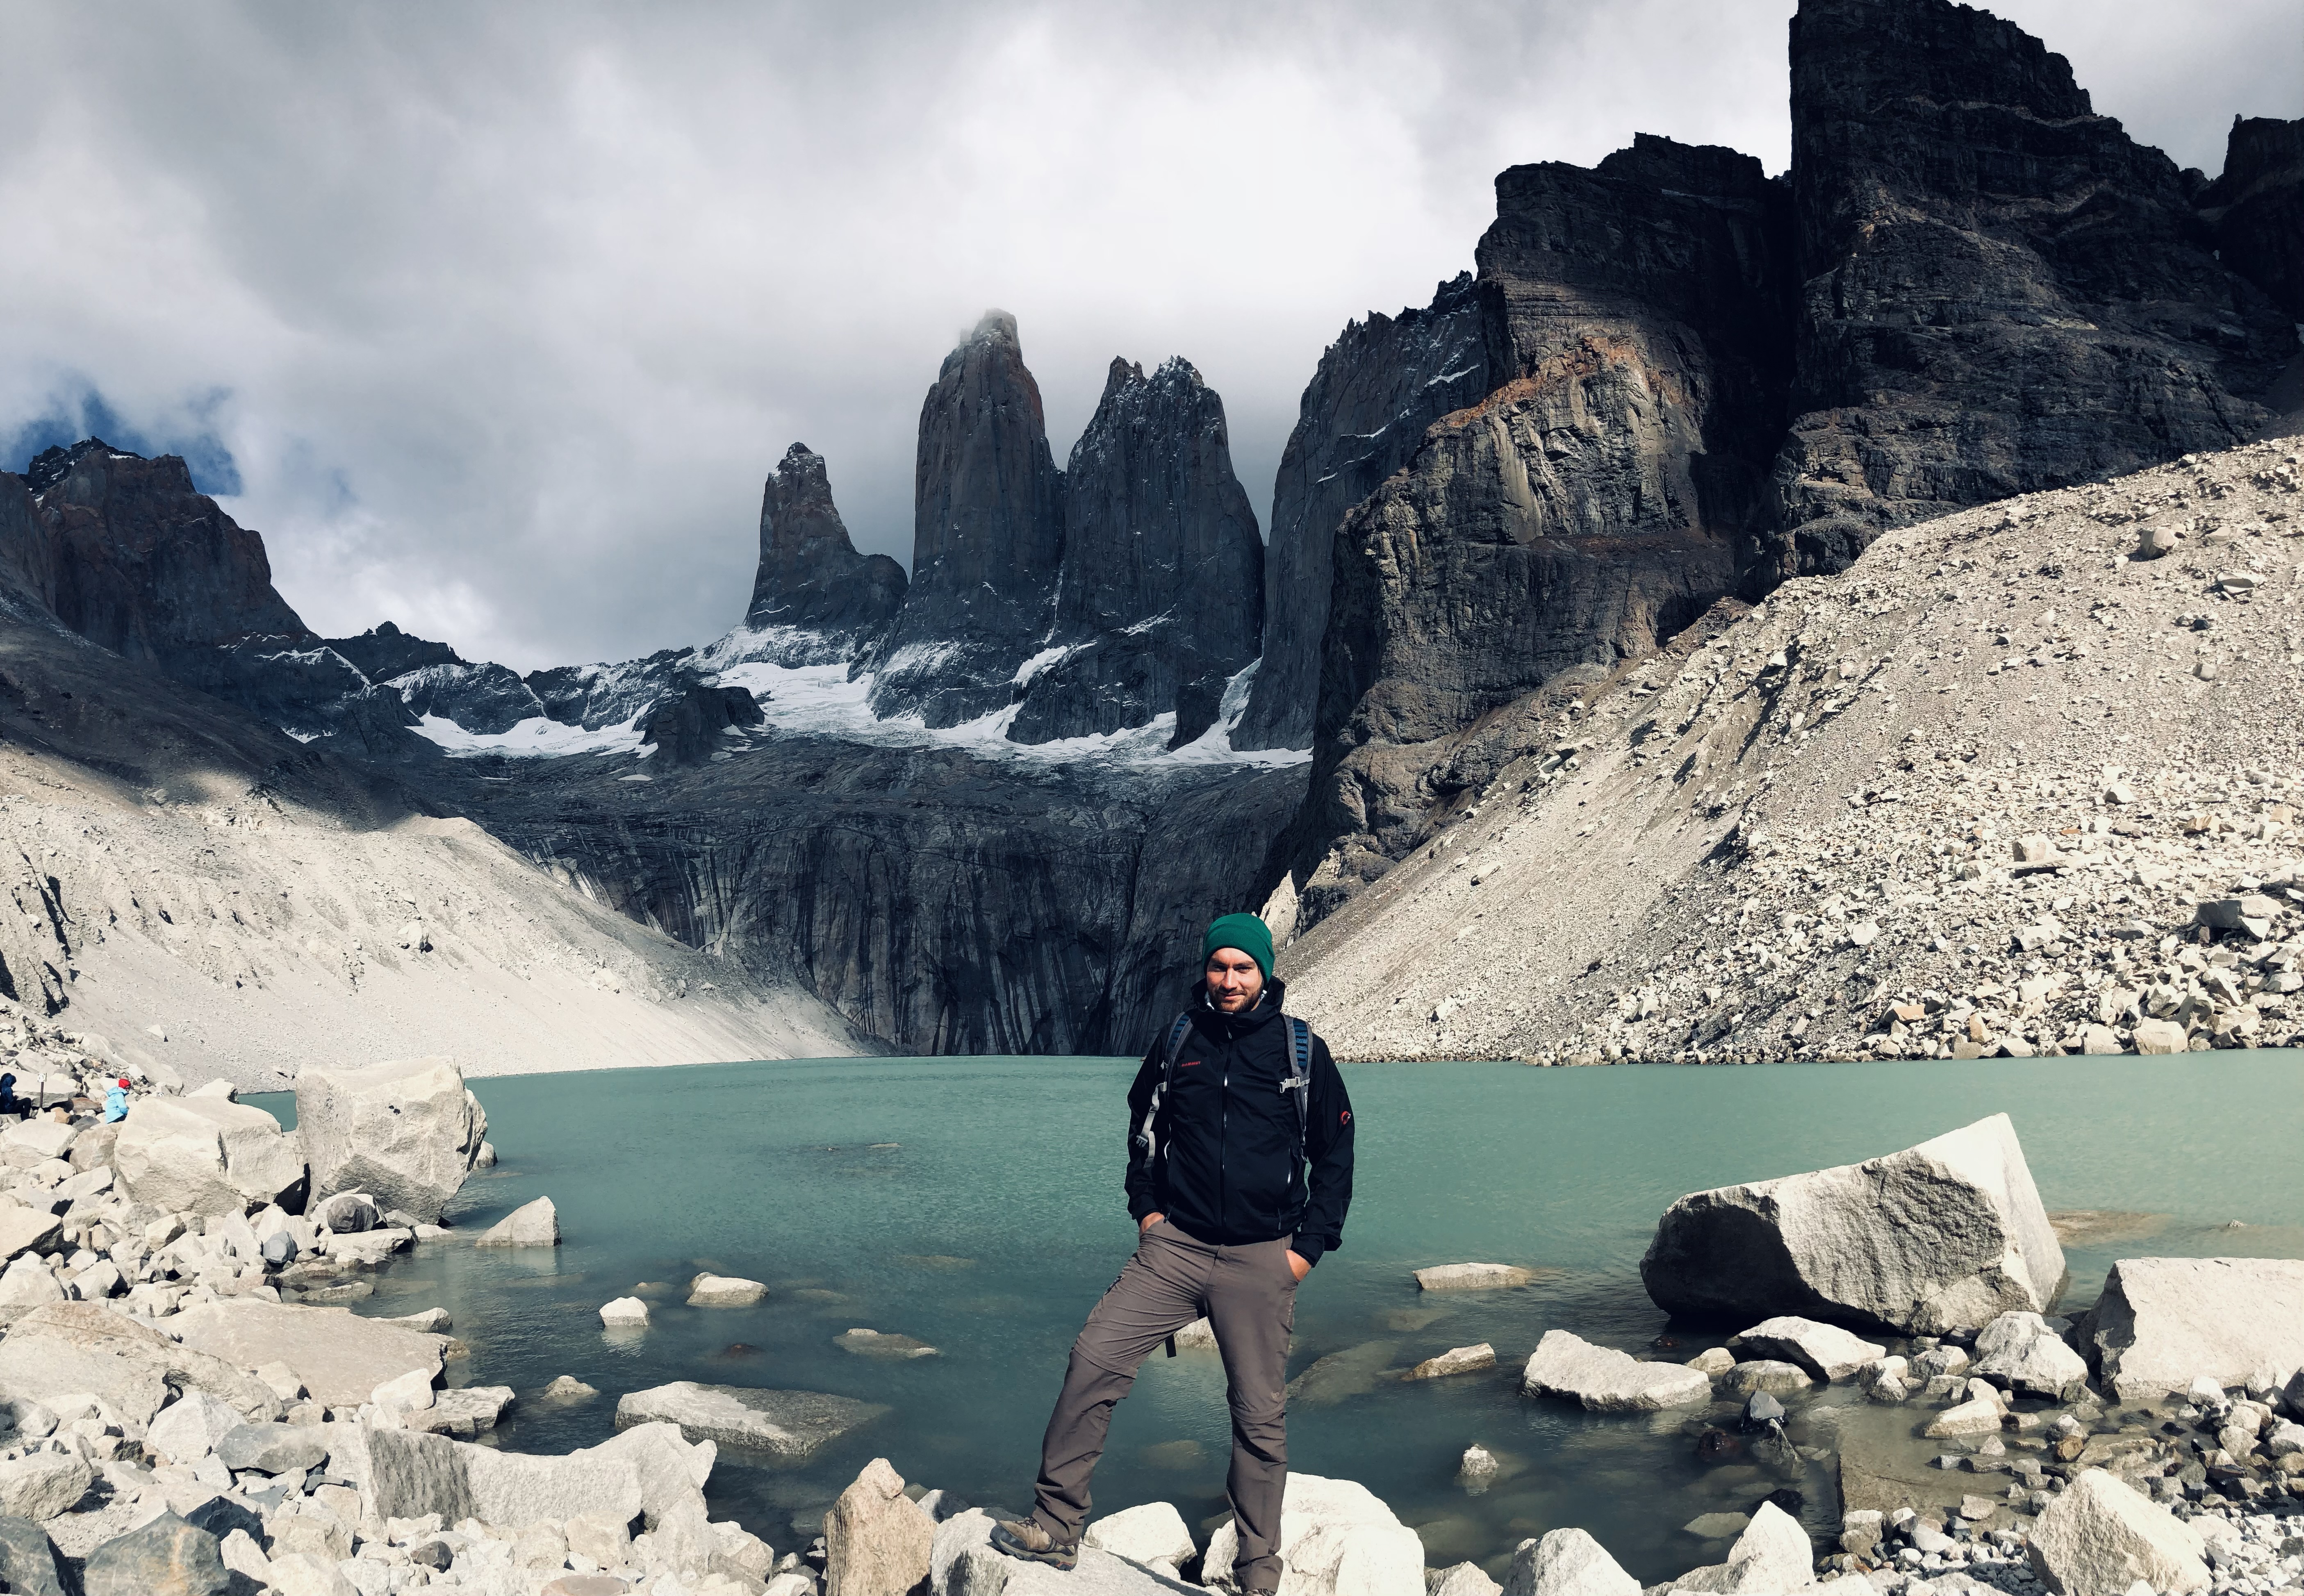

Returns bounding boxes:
[1032,1219,1298,1588]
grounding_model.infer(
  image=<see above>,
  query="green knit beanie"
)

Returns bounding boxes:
[1202,913,1274,979]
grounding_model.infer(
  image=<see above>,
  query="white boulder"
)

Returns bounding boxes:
[294,1056,487,1224]
[1521,1330,1713,1412]
[2026,1469,2208,1596]
[932,1509,1183,1596]
[1432,1564,1503,1596]
[1407,1344,1497,1380]
[1730,1317,1886,1380]
[1666,1502,1815,1594]
[146,1389,247,1464]
[168,1299,449,1407]
[1084,1501,1196,1566]
[0,1448,91,1521]
[472,1197,560,1248]
[1202,1471,1424,1596]
[2074,1257,2304,1402]
[826,1457,935,1596]
[600,1296,649,1327]
[1973,1310,2091,1399]
[688,1273,768,1306]
[1500,1528,1639,1596]
[1640,1114,2065,1334]
[112,1096,305,1216]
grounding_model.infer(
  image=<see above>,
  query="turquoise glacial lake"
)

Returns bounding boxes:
[254,1052,2302,1583]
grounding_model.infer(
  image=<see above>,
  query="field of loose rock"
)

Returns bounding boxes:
[1282,439,2304,1065]
[0,1048,2297,1596]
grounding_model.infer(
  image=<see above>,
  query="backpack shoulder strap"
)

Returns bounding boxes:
[1161,1011,1195,1087]
[1283,1016,1311,1153]
[1136,1011,1197,1162]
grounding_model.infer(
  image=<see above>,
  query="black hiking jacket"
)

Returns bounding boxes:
[1122,978,1355,1266]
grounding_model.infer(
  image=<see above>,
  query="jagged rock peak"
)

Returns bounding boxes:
[1006,350,1263,746]
[1232,273,1491,753]
[859,309,1066,728]
[22,438,135,496]
[744,440,906,656]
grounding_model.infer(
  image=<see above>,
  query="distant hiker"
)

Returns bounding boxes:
[104,1078,130,1122]
[0,1074,24,1120]
[994,912,1354,1593]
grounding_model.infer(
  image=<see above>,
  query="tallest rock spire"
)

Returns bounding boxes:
[861,311,1066,727]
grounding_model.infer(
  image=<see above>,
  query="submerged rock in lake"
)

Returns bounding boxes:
[837,1328,938,1359]
[615,1380,888,1457]
[1639,1114,2065,1334]
[689,1272,769,1306]
[1414,1262,1543,1291]
[1285,1341,1401,1405]
[1407,1343,1496,1381]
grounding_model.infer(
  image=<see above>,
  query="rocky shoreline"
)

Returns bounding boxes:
[0,1040,2296,1596]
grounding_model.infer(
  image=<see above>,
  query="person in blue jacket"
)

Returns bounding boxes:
[0,1074,27,1120]
[103,1078,130,1122]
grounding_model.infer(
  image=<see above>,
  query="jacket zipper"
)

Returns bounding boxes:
[1218,1026,1229,1237]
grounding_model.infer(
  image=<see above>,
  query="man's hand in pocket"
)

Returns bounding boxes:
[1286,1249,1310,1282]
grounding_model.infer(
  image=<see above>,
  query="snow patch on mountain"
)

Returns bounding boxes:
[412,712,645,758]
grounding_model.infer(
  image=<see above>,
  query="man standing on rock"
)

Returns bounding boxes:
[995,912,1355,1591]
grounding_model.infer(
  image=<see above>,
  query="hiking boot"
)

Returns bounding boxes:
[990,1517,1079,1570]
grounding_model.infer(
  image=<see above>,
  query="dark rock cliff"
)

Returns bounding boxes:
[1772,0,2297,533]
[860,312,1067,726]
[1275,135,1797,925]
[744,442,907,661]
[2199,116,2304,324]
[11,440,312,666]
[1007,357,1264,746]
[1231,274,1491,753]
[418,741,1303,1053]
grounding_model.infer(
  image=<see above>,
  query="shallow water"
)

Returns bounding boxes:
[251,1050,2301,1581]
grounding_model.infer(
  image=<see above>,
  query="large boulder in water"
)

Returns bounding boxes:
[2072,1257,2304,1403]
[294,1056,487,1223]
[1201,1473,1424,1596]
[113,1097,304,1216]
[1639,1114,2065,1334]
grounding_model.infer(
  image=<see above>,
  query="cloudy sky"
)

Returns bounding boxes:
[2,1,2296,672]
